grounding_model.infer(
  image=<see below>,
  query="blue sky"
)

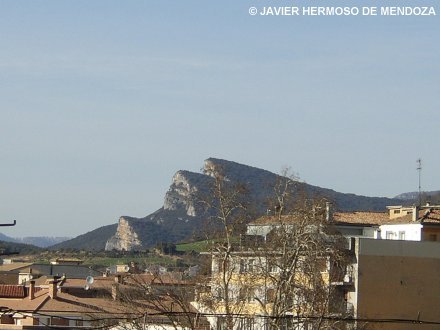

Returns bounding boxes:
[0,1,439,237]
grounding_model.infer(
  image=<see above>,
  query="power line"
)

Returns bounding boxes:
[6,308,440,329]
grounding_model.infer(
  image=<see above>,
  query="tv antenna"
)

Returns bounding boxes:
[86,276,94,285]
[84,276,94,291]
[417,158,422,206]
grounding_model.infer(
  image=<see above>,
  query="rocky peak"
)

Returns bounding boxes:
[104,216,142,251]
[163,170,211,217]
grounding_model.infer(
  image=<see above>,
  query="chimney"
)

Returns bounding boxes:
[412,206,419,221]
[48,280,58,299]
[111,283,119,300]
[29,280,35,300]
[325,202,332,222]
[115,275,123,284]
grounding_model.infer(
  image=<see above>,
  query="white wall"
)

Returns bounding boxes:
[379,223,422,241]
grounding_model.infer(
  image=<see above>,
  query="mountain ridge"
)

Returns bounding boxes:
[55,158,412,251]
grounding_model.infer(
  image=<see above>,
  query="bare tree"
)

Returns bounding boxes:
[195,162,254,330]
[197,168,350,330]
[110,272,209,330]
[247,172,349,330]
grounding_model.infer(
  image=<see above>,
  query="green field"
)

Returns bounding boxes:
[82,255,177,267]
[176,240,211,253]
[176,237,239,253]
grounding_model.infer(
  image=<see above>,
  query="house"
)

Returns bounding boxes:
[332,203,440,242]
[49,258,83,265]
[0,262,103,280]
[0,273,208,329]
[380,204,440,241]
[0,276,119,328]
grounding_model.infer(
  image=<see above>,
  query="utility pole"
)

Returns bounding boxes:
[417,158,422,207]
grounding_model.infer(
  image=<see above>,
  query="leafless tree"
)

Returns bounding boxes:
[109,272,209,330]
[195,162,254,330]
[196,167,350,330]
[247,171,350,330]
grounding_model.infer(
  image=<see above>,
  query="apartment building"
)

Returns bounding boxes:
[342,237,440,329]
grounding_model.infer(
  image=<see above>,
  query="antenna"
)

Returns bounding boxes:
[417,158,422,206]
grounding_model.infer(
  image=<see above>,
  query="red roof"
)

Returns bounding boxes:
[0,285,25,298]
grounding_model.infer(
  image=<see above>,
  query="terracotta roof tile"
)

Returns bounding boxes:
[0,285,26,298]
[61,276,114,289]
[421,208,440,224]
[333,212,389,225]
[0,290,49,312]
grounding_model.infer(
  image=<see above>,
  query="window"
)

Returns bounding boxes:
[266,288,275,303]
[239,287,255,302]
[240,258,255,273]
[215,286,225,301]
[240,259,246,273]
[398,231,406,240]
[386,231,394,239]
[270,264,279,273]
[393,210,401,214]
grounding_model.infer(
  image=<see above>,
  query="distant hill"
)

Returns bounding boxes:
[0,233,16,243]
[0,234,71,248]
[49,224,118,251]
[0,240,42,255]
[394,190,440,202]
[15,237,71,248]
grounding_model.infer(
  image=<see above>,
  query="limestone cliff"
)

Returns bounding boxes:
[163,170,210,217]
[104,217,142,251]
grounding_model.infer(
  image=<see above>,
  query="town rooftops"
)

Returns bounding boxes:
[249,213,388,227]
[249,205,440,227]
[382,206,440,225]
[0,275,207,329]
